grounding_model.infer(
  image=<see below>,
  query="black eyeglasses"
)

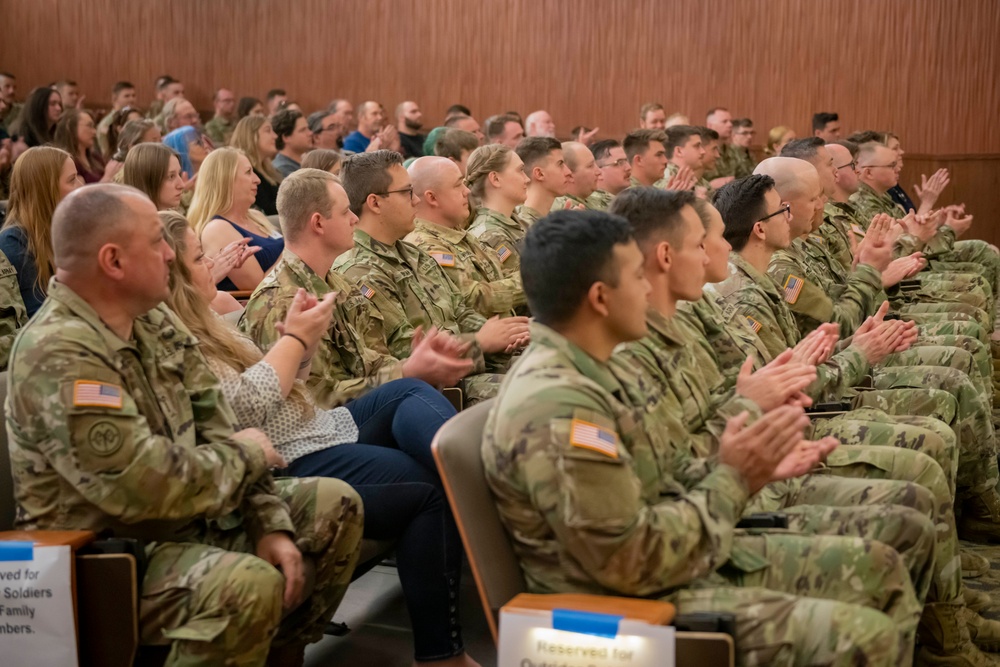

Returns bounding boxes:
[598,158,629,169]
[836,161,856,171]
[376,186,414,199]
[757,202,791,223]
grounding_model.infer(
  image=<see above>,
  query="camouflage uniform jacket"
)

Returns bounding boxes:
[467,207,529,280]
[404,218,524,317]
[239,250,404,409]
[704,143,752,180]
[665,162,713,198]
[514,204,543,228]
[8,279,290,544]
[204,115,236,146]
[629,175,668,190]
[616,307,763,457]
[333,229,487,365]
[586,190,615,211]
[820,201,860,271]
[675,296,771,389]
[707,253,870,402]
[551,193,594,212]
[850,183,957,258]
[768,236,882,337]
[482,322,762,597]
[0,251,28,370]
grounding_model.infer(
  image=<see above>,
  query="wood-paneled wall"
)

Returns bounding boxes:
[900,156,1000,246]
[1,0,998,155]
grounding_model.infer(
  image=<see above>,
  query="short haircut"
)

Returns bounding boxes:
[732,118,754,130]
[484,113,521,140]
[276,168,337,240]
[434,129,478,161]
[446,103,471,118]
[520,209,634,326]
[812,112,839,132]
[590,139,621,162]
[339,149,403,215]
[307,111,332,134]
[664,125,701,156]
[706,107,729,120]
[444,114,472,129]
[623,129,666,162]
[779,137,825,160]
[266,88,287,101]
[271,108,303,150]
[696,126,719,142]
[156,76,178,91]
[112,81,135,95]
[855,142,891,167]
[609,187,696,250]
[52,184,142,270]
[639,102,664,121]
[712,175,775,252]
[846,130,886,146]
[516,136,561,174]
[831,139,859,158]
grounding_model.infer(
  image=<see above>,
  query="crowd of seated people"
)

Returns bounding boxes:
[1,68,1000,667]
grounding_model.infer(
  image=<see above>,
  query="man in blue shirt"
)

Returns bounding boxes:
[342,101,385,153]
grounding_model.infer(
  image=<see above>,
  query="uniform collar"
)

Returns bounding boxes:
[414,217,467,243]
[530,322,623,395]
[475,207,520,230]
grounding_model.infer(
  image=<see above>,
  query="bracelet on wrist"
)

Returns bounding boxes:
[282,332,308,351]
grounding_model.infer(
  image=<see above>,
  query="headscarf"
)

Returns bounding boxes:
[163,125,200,176]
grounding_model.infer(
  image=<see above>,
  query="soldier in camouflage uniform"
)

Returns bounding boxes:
[664,125,714,199]
[336,151,530,403]
[0,250,27,369]
[485,209,928,666]
[551,141,606,212]
[624,128,670,189]
[465,144,531,280]
[405,156,525,317]
[241,168,477,408]
[605,188,1000,661]
[711,175,1000,545]
[8,185,363,666]
[513,136,570,228]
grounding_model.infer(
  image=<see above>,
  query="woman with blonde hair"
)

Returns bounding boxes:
[465,144,530,280]
[120,143,186,210]
[161,209,480,667]
[52,109,106,183]
[766,125,797,156]
[188,147,283,291]
[0,146,82,315]
[229,115,282,215]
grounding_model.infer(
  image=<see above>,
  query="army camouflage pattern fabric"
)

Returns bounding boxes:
[7,279,362,665]
[0,250,27,370]
[467,206,530,280]
[483,322,921,665]
[704,143,755,181]
[404,217,524,317]
[240,250,405,409]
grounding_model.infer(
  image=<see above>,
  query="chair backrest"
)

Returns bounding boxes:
[0,371,14,531]
[432,399,526,642]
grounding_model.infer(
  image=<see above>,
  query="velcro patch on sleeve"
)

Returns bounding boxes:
[745,316,762,334]
[569,418,619,459]
[360,284,376,299]
[431,252,455,267]
[496,244,512,263]
[73,380,123,409]
[782,274,804,305]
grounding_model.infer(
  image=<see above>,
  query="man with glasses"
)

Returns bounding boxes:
[591,139,631,198]
[730,118,757,178]
[308,111,342,151]
[204,88,236,146]
[334,150,530,404]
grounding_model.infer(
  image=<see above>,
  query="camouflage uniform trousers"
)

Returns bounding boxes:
[458,372,504,406]
[856,374,999,498]
[669,533,922,666]
[139,477,364,666]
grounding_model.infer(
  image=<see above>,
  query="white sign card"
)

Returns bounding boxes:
[0,542,79,666]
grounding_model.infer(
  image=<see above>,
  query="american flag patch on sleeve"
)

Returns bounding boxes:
[496,245,512,263]
[745,316,762,333]
[73,380,123,409]
[360,284,376,299]
[782,274,804,304]
[431,252,455,267]
[569,419,619,458]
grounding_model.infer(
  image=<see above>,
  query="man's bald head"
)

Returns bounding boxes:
[560,142,589,171]
[753,157,817,200]
[408,155,460,195]
[53,184,152,272]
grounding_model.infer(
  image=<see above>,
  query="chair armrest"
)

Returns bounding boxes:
[503,592,675,625]
[0,529,95,549]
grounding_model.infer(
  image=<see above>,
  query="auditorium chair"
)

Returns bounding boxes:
[0,372,393,665]
[431,400,736,666]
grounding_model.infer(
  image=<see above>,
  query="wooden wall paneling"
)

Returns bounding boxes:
[1,0,998,154]
[900,156,1000,247]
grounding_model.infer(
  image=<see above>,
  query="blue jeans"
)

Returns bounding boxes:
[286,379,464,661]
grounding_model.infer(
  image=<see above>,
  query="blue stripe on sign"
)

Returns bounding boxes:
[552,608,623,638]
[0,541,34,561]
